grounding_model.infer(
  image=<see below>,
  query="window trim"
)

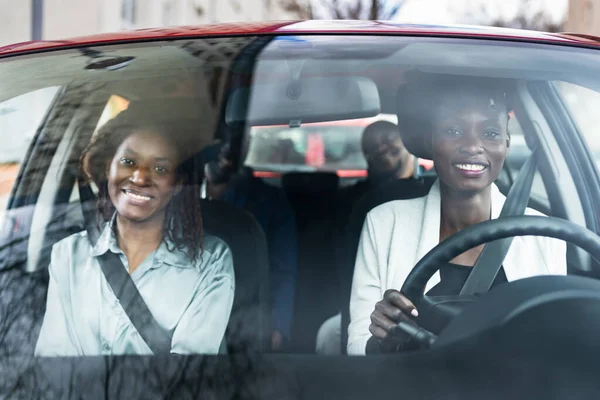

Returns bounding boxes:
[549,80,600,231]
[5,87,64,211]
[531,81,600,233]
[8,86,109,272]
[523,81,596,274]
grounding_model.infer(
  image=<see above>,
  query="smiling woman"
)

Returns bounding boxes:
[34,105,236,356]
[429,79,511,195]
[347,74,567,355]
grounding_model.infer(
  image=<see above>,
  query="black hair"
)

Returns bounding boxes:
[80,107,204,262]
[361,120,400,152]
[397,72,515,158]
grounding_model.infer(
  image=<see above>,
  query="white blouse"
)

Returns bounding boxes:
[347,180,567,355]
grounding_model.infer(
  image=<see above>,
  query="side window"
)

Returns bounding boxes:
[554,82,600,169]
[0,87,60,220]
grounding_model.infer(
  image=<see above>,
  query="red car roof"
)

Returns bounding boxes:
[1,20,600,58]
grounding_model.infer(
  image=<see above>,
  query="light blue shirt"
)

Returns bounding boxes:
[35,222,235,356]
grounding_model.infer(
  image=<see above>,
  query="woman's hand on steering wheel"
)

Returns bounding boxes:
[369,289,420,352]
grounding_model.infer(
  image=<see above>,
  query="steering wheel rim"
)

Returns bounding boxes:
[401,216,600,326]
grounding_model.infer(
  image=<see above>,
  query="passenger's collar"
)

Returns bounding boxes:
[91,213,122,257]
[91,213,193,269]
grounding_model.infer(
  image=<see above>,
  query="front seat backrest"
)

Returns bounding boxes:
[200,198,271,353]
[282,172,342,352]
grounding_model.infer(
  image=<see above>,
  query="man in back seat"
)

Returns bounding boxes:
[317,120,419,354]
[341,120,416,208]
[204,140,298,352]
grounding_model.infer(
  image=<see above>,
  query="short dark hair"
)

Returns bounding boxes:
[361,120,399,153]
[397,73,514,159]
[80,106,204,262]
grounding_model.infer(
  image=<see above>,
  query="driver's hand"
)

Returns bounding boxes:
[369,289,419,352]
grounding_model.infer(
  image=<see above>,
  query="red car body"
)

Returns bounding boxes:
[2,20,600,58]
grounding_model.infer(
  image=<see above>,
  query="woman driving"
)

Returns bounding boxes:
[347,74,567,355]
[35,105,235,356]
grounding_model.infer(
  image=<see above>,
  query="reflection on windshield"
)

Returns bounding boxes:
[0,87,59,220]
[0,35,598,399]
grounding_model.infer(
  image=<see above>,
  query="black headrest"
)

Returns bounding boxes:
[282,172,339,195]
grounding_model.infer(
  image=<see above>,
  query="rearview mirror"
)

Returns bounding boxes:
[226,76,380,126]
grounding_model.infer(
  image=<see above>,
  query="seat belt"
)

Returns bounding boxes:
[77,175,173,354]
[459,149,538,295]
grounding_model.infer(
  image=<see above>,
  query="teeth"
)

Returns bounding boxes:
[455,164,486,171]
[126,191,151,201]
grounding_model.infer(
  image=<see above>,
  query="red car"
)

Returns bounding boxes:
[1,21,600,399]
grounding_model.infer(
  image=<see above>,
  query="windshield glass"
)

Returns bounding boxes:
[1,33,600,397]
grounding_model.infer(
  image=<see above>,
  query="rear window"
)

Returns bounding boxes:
[245,114,397,173]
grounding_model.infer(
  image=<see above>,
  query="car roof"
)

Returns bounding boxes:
[2,20,600,58]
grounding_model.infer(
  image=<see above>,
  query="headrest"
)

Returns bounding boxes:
[282,172,339,195]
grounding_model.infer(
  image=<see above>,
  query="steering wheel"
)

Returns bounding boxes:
[401,215,600,335]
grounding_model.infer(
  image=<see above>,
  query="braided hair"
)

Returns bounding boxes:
[80,107,204,262]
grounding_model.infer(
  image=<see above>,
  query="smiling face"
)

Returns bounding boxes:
[364,131,410,175]
[362,121,412,179]
[432,95,510,193]
[107,130,181,224]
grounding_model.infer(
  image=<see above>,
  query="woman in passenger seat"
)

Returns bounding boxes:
[35,105,235,356]
[347,75,567,355]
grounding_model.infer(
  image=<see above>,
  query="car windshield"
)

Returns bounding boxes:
[1,33,600,397]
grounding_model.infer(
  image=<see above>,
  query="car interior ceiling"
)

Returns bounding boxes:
[4,47,600,358]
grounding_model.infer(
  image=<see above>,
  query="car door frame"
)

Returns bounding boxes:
[522,80,600,275]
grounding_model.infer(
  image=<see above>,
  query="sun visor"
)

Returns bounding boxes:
[225,76,380,126]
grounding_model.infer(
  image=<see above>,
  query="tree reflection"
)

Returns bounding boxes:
[0,265,298,398]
